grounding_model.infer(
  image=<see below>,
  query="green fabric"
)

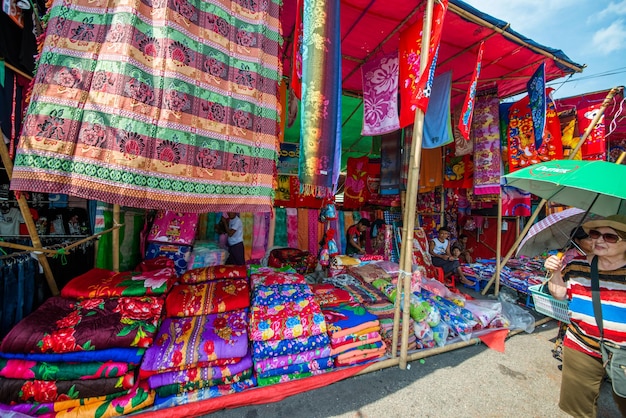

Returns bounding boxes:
[274,207,288,247]
[96,209,145,271]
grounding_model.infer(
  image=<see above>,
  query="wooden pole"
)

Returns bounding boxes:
[267,208,276,250]
[0,137,59,295]
[112,204,121,272]
[396,0,434,370]
[482,87,619,294]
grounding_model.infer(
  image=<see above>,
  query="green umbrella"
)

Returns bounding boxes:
[503,159,626,217]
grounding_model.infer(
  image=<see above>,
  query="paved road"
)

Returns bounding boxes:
[207,318,620,418]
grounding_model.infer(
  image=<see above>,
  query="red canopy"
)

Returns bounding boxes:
[280,0,584,107]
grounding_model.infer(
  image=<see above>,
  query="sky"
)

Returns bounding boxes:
[466,0,626,100]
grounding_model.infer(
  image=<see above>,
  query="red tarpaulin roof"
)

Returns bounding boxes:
[280,0,584,107]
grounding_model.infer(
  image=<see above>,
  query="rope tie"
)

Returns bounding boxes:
[53,248,68,265]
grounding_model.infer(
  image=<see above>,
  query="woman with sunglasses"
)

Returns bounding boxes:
[544,214,626,417]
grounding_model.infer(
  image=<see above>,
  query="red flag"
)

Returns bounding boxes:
[412,0,449,112]
[458,41,485,140]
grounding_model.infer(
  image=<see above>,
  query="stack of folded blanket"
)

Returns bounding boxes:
[248,267,332,386]
[322,303,386,367]
[0,265,175,416]
[139,265,256,410]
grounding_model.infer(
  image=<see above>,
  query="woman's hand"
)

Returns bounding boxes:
[544,255,564,272]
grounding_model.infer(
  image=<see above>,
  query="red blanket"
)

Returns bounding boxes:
[165,279,250,317]
[179,265,248,285]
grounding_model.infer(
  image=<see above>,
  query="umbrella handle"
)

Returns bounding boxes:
[542,252,564,285]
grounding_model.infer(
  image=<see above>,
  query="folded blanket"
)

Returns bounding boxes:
[331,329,380,347]
[253,345,332,374]
[141,311,249,374]
[252,283,313,306]
[256,369,331,387]
[323,303,380,340]
[330,334,382,356]
[153,378,256,409]
[334,341,386,366]
[310,284,354,307]
[0,296,164,354]
[248,303,326,342]
[0,347,145,365]
[154,369,253,397]
[179,265,248,285]
[257,356,334,379]
[252,333,330,360]
[0,373,133,404]
[147,355,253,389]
[250,270,307,288]
[0,381,154,417]
[61,267,175,299]
[165,279,250,317]
[0,358,132,381]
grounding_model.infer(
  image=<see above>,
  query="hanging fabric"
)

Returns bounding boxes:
[458,41,485,141]
[10,0,282,213]
[298,0,342,197]
[473,89,502,195]
[361,52,400,136]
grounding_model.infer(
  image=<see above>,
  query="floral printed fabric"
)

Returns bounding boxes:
[257,356,334,379]
[0,374,132,404]
[252,334,330,361]
[0,381,154,417]
[154,369,253,397]
[361,52,400,136]
[0,358,131,381]
[147,355,252,390]
[60,267,175,299]
[256,369,330,387]
[248,270,327,341]
[0,296,164,354]
[179,265,248,285]
[253,346,332,374]
[164,279,250,317]
[152,378,256,409]
[141,311,249,374]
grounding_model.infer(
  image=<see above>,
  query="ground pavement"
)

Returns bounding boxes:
[206,289,621,418]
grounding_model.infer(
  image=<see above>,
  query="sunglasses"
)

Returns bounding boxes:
[588,229,624,244]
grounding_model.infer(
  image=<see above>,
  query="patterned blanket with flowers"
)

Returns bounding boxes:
[164,278,250,317]
[140,310,249,374]
[0,296,164,354]
[0,380,154,417]
[61,267,176,299]
[10,0,282,213]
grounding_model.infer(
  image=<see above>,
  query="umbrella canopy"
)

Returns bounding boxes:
[516,207,603,257]
[503,160,626,217]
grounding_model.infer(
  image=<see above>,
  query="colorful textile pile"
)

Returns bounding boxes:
[323,303,386,366]
[0,266,172,416]
[141,264,254,408]
[462,257,545,293]
[145,210,200,275]
[10,0,282,213]
[248,267,332,386]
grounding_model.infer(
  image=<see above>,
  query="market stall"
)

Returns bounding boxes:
[0,0,592,415]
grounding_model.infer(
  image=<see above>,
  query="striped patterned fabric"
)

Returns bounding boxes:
[11,0,282,213]
[563,260,626,358]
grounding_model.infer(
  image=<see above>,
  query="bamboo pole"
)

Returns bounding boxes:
[112,204,121,272]
[482,87,619,294]
[396,0,434,371]
[0,240,57,255]
[0,135,59,295]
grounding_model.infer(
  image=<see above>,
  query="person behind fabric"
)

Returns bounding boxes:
[429,227,473,285]
[452,233,473,264]
[345,218,371,256]
[221,212,245,266]
[544,215,626,417]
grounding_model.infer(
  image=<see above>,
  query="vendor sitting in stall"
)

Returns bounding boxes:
[451,233,473,264]
[429,227,473,286]
[345,218,371,256]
